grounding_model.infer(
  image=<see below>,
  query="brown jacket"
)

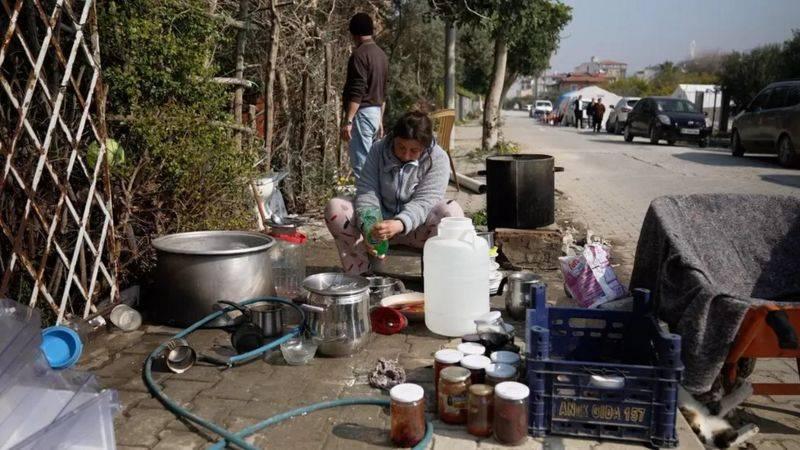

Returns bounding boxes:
[594,103,606,119]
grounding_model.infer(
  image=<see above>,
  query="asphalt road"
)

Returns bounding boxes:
[498,110,800,243]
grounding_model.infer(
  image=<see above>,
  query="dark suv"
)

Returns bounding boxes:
[731,80,800,167]
[624,97,710,147]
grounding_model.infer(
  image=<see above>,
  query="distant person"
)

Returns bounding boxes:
[586,98,597,129]
[574,96,583,129]
[593,100,606,132]
[325,111,464,275]
[341,13,389,180]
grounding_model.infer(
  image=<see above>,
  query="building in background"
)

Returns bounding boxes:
[573,56,628,82]
[558,73,607,92]
[507,76,534,99]
[634,67,658,81]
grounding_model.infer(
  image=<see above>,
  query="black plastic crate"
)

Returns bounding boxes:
[526,287,683,448]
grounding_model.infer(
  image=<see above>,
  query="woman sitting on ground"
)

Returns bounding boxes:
[325,110,464,275]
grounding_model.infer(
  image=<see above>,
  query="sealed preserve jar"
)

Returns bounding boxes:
[485,363,517,386]
[434,349,463,405]
[390,383,426,447]
[493,381,530,445]
[438,366,471,424]
[490,350,521,369]
[467,384,494,437]
[457,342,486,357]
[461,354,491,385]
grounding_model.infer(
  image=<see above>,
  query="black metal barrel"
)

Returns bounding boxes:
[486,154,554,230]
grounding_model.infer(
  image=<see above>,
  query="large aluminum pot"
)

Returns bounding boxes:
[151,231,275,326]
[301,273,370,357]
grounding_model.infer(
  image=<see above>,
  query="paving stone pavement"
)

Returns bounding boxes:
[83,110,800,449]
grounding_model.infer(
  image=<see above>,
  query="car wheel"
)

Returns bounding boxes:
[699,138,708,148]
[778,135,799,168]
[649,125,659,145]
[624,125,634,142]
[667,140,676,146]
[731,131,745,157]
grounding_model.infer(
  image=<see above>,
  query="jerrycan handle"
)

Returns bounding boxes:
[437,217,477,246]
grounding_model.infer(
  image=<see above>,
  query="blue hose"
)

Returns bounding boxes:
[143,296,434,450]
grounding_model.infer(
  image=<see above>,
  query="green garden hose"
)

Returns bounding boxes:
[143,296,434,450]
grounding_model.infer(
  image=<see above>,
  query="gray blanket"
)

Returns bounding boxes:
[630,194,800,394]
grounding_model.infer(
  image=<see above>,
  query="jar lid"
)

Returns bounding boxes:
[474,311,501,324]
[485,363,516,379]
[440,366,471,382]
[490,351,521,365]
[390,383,424,403]
[494,381,530,401]
[461,334,481,344]
[457,342,486,356]
[302,273,369,296]
[461,354,491,370]
[434,349,463,364]
[469,384,494,397]
[271,231,307,244]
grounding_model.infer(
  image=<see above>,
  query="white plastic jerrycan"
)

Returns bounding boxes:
[423,217,490,336]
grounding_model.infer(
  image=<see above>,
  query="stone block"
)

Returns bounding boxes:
[115,407,176,447]
[154,430,211,450]
[94,353,147,379]
[117,390,150,413]
[494,228,563,270]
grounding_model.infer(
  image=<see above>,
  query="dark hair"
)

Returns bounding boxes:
[392,111,434,148]
[349,13,374,36]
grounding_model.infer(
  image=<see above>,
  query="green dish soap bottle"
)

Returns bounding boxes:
[357,207,389,256]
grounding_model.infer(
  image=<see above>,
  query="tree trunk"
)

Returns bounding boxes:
[262,0,280,170]
[233,0,250,150]
[444,21,456,109]
[482,35,508,151]
[323,42,333,173]
[500,70,518,106]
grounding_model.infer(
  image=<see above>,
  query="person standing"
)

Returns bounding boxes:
[341,13,389,180]
[573,96,583,129]
[586,98,596,130]
[593,100,606,132]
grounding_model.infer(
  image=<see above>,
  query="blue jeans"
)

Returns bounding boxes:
[348,106,382,180]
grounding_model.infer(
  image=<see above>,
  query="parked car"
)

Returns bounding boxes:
[624,97,710,146]
[731,80,800,167]
[530,100,553,118]
[606,97,640,134]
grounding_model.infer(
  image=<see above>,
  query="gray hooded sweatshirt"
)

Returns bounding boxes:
[354,136,450,235]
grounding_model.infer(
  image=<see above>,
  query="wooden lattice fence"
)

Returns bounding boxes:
[0,0,118,324]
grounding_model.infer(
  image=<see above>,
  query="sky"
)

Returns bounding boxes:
[549,0,800,73]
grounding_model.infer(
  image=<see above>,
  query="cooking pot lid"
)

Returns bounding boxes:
[302,273,369,297]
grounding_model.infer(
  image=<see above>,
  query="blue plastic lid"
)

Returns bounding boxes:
[40,326,83,370]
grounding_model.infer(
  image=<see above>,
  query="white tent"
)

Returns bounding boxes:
[562,85,622,125]
[671,84,721,109]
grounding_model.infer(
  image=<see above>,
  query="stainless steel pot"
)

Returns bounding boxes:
[300,273,371,357]
[366,276,405,307]
[249,301,283,337]
[497,271,543,321]
[151,231,275,326]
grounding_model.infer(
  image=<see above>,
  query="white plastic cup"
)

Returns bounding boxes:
[109,304,142,331]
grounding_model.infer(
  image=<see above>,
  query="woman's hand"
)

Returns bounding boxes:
[371,220,404,241]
